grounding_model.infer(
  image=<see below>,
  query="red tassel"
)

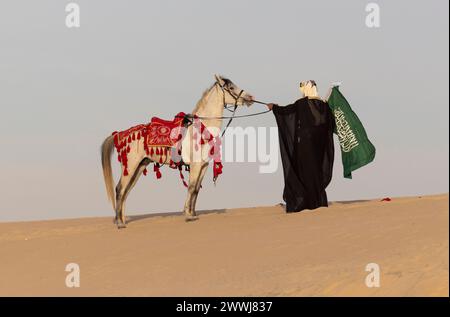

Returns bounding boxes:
[156,148,160,155]
[137,133,141,140]
[128,136,132,143]
[127,146,130,153]
[150,147,154,156]
[154,164,162,179]
[118,155,121,162]
[179,169,188,187]
[143,168,147,176]
[213,161,223,182]
[123,168,128,176]
[132,133,136,141]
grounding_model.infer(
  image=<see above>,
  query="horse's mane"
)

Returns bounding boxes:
[192,76,232,114]
[193,85,213,114]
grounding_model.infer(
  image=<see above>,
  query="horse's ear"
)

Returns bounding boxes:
[215,74,224,85]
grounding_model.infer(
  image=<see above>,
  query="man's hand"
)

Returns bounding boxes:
[267,103,278,110]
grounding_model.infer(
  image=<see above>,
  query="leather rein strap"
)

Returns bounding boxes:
[179,80,272,137]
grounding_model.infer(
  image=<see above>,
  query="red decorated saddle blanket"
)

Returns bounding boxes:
[111,112,223,186]
[113,112,186,151]
[147,113,186,147]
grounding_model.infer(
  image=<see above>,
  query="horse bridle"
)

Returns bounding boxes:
[181,80,271,137]
[215,80,245,137]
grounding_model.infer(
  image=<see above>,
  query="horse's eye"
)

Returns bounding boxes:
[230,86,234,90]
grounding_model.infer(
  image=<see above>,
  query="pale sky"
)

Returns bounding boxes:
[0,0,448,221]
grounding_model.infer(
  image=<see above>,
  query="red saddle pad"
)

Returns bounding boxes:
[111,112,222,183]
[147,112,186,148]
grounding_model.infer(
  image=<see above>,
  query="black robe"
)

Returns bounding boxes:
[273,97,334,212]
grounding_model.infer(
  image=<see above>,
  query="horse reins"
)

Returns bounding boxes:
[182,80,272,137]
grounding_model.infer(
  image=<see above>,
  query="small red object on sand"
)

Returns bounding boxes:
[381,197,392,202]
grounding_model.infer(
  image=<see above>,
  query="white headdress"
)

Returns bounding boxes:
[299,80,319,97]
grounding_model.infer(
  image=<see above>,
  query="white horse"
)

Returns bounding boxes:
[101,75,254,228]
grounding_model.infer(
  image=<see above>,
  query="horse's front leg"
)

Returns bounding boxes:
[190,162,209,214]
[183,162,207,221]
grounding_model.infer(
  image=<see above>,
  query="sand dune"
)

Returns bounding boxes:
[0,194,448,296]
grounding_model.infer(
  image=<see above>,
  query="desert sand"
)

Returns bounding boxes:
[0,193,448,297]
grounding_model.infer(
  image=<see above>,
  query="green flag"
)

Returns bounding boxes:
[327,86,376,179]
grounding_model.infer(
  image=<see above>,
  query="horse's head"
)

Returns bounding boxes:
[299,80,319,97]
[215,74,255,106]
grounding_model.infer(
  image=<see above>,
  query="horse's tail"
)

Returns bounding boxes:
[101,135,116,210]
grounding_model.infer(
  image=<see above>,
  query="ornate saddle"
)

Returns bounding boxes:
[147,113,186,147]
[111,112,223,186]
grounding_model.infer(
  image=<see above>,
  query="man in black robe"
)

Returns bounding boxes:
[267,80,335,212]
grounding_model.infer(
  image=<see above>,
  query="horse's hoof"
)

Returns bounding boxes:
[117,222,127,229]
[185,215,199,222]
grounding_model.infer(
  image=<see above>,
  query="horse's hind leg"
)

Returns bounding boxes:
[114,182,122,225]
[115,158,151,229]
[115,180,127,229]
